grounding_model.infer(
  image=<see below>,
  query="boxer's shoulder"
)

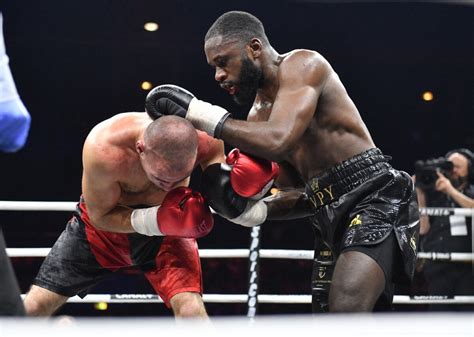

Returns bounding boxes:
[195,130,225,167]
[278,50,331,86]
[83,116,140,175]
[280,49,328,68]
[94,112,149,138]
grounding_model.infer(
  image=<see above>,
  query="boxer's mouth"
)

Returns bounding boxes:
[220,82,237,96]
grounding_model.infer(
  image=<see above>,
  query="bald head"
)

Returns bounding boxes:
[143,116,198,174]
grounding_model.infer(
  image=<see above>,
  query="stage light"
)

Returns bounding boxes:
[422,91,434,101]
[144,22,159,32]
[141,81,153,91]
[94,302,108,311]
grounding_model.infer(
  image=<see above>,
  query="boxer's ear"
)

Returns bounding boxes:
[136,140,145,154]
[248,38,262,59]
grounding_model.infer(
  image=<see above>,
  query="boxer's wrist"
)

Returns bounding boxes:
[187,98,230,138]
[130,206,163,236]
[229,199,268,227]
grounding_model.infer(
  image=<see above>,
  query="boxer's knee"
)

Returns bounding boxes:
[329,250,385,312]
[170,292,207,318]
[24,285,68,316]
[329,283,373,312]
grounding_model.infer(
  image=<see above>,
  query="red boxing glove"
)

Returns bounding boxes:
[157,187,214,238]
[226,148,279,199]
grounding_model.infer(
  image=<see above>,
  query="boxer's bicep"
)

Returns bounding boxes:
[267,53,330,150]
[83,170,121,220]
[82,145,122,224]
[269,85,319,148]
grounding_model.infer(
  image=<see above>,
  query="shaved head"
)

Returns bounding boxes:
[143,116,198,176]
[205,11,269,46]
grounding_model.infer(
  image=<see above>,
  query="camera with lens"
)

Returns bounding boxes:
[415,157,453,191]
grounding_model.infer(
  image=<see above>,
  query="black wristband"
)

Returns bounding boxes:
[213,113,231,139]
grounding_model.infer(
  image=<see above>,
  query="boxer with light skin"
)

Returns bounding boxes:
[24,114,224,317]
[146,11,420,312]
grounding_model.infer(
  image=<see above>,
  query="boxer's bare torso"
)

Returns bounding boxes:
[249,50,375,184]
[205,38,375,186]
[82,112,224,232]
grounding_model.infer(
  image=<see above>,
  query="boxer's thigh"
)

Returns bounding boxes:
[32,216,112,303]
[144,237,202,308]
[329,232,399,312]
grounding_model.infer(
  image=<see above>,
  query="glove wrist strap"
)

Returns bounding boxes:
[231,200,268,227]
[131,206,163,236]
[187,98,230,138]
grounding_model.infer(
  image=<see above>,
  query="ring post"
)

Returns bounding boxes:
[247,225,261,318]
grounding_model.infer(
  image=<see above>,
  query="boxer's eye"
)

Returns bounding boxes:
[215,56,229,68]
[153,176,170,184]
[153,173,191,185]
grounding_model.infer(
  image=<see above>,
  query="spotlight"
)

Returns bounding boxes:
[144,22,159,32]
[94,302,108,311]
[422,91,434,101]
[141,81,153,91]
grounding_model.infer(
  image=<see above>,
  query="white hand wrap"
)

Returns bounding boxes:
[130,206,163,236]
[229,199,268,227]
[187,98,230,137]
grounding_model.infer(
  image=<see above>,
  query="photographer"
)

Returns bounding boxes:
[415,148,474,311]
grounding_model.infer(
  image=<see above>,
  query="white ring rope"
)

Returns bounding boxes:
[416,252,473,262]
[0,201,77,211]
[4,201,473,307]
[0,201,473,216]
[7,248,474,262]
[2,201,473,263]
[18,293,474,305]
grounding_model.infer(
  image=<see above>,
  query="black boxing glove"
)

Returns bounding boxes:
[145,84,230,138]
[201,163,268,227]
[145,84,192,119]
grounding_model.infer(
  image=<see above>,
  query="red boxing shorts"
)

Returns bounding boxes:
[33,198,202,307]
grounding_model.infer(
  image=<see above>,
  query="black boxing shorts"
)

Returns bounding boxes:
[33,198,203,307]
[306,148,420,311]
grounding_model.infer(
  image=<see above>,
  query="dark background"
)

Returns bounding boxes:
[0,0,472,316]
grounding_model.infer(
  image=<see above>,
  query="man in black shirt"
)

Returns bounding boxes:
[416,148,474,311]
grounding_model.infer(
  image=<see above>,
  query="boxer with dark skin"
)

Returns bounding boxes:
[147,11,419,312]
[203,11,382,313]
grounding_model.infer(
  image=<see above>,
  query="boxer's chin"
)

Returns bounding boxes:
[233,86,258,106]
[233,56,262,106]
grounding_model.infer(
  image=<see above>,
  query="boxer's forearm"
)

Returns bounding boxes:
[88,205,135,233]
[221,119,290,162]
[265,189,314,220]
